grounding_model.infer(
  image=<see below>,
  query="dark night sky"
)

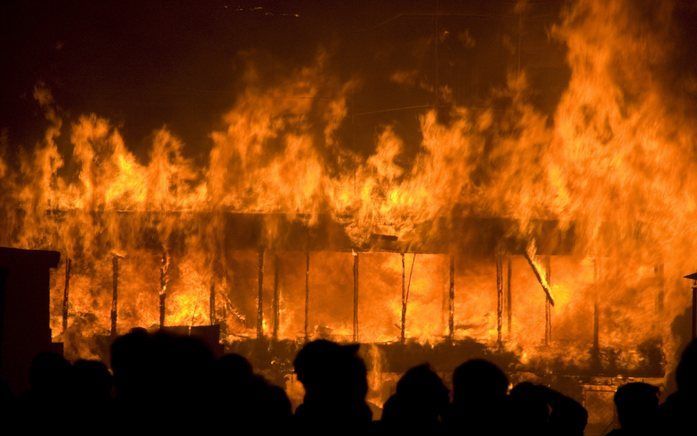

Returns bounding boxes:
[2,0,695,163]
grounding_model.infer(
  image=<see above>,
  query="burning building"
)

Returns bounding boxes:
[2,0,697,432]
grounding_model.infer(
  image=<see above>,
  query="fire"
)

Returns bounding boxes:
[0,0,695,381]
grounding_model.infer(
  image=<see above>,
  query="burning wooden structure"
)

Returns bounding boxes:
[44,211,663,378]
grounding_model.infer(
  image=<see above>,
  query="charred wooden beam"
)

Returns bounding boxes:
[592,257,601,366]
[523,251,555,306]
[256,247,265,340]
[506,256,512,337]
[209,279,216,326]
[496,251,504,345]
[272,254,280,341]
[544,255,552,346]
[353,251,359,342]
[159,252,169,328]
[62,258,71,334]
[400,253,406,344]
[40,211,575,256]
[111,255,119,337]
[448,254,455,342]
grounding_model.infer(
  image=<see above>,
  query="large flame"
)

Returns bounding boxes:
[0,0,695,377]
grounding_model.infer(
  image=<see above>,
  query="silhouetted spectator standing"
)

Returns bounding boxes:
[210,353,292,432]
[446,359,510,435]
[509,381,587,436]
[110,328,214,432]
[607,382,659,436]
[69,359,113,428]
[381,363,448,435]
[660,338,697,435]
[18,352,71,432]
[293,340,372,435]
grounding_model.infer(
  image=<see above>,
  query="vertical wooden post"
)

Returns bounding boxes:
[256,247,265,340]
[592,257,601,361]
[209,279,216,326]
[353,251,359,342]
[448,254,455,341]
[111,256,119,338]
[62,258,71,334]
[496,251,503,345]
[304,249,310,342]
[159,252,168,328]
[400,253,406,344]
[506,256,512,337]
[544,255,552,346]
[272,254,280,341]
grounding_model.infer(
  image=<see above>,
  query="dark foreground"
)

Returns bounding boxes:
[2,329,696,436]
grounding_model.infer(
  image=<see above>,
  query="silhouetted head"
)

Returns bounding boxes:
[395,363,448,415]
[294,340,367,402]
[211,353,255,408]
[71,359,112,403]
[28,351,71,397]
[452,359,508,406]
[293,339,371,430]
[509,382,550,431]
[110,327,150,399]
[214,353,253,382]
[382,363,448,431]
[614,382,659,431]
[676,338,697,393]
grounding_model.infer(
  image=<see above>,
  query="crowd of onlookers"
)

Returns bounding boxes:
[1,328,696,435]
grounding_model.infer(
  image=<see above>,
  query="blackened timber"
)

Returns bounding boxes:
[159,253,168,328]
[62,258,71,334]
[592,257,601,365]
[401,253,406,344]
[257,247,264,340]
[111,256,119,338]
[496,252,503,345]
[544,255,552,346]
[523,251,555,306]
[209,279,216,326]
[448,255,455,341]
[353,251,359,342]
[506,256,512,337]
[42,211,575,256]
[272,254,280,341]
[593,302,600,352]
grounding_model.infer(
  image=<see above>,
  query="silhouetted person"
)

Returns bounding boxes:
[110,327,151,405]
[381,363,448,435]
[446,359,509,435]
[509,382,587,436]
[69,359,113,432]
[210,353,291,432]
[607,382,659,436]
[509,382,552,435]
[110,328,214,432]
[660,338,697,435]
[70,359,112,404]
[19,352,71,431]
[293,340,372,435]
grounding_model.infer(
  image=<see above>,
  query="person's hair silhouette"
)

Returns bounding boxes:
[381,363,448,435]
[447,359,510,434]
[607,382,659,436]
[660,338,697,435]
[293,340,372,434]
